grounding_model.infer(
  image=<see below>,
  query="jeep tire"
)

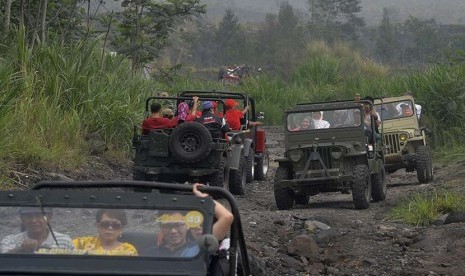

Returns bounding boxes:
[209,156,226,188]
[254,150,269,181]
[416,145,433,183]
[352,164,371,209]
[294,193,310,205]
[169,122,213,163]
[371,159,387,202]
[229,154,246,195]
[245,145,254,183]
[274,166,294,210]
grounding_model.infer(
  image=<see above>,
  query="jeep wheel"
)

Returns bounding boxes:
[426,147,434,182]
[371,160,387,202]
[229,155,246,195]
[254,150,269,181]
[294,193,310,205]
[352,165,371,209]
[245,145,254,183]
[169,122,213,163]
[209,156,226,188]
[416,145,433,183]
[274,166,294,210]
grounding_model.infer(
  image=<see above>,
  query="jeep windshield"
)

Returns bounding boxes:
[375,100,415,120]
[286,107,362,131]
[0,184,217,276]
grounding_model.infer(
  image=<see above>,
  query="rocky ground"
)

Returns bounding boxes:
[6,126,465,276]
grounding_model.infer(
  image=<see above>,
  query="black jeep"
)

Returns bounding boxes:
[274,99,387,210]
[0,180,260,275]
[178,90,269,194]
[132,95,238,192]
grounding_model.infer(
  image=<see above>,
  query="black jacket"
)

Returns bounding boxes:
[196,110,231,139]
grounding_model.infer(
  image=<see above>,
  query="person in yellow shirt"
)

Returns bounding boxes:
[73,209,137,256]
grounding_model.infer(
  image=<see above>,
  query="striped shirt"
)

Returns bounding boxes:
[1,231,74,253]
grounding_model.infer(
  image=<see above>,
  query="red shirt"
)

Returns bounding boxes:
[141,117,177,134]
[225,109,244,131]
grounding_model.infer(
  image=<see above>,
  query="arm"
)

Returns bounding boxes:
[190,96,199,116]
[242,105,249,115]
[192,184,234,241]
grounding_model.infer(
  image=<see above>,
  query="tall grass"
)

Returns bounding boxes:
[390,190,465,226]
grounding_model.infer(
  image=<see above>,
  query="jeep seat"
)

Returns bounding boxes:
[118,231,158,254]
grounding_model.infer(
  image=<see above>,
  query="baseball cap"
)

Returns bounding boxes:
[203,101,213,110]
[19,207,52,214]
[156,213,186,224]
[225,99,238,108]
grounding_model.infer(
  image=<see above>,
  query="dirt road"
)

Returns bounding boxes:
[235,126,465,275]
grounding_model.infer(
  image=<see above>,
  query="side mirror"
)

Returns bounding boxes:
[198,234,219,254]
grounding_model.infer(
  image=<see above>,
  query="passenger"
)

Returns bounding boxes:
[141,102,177,134]
[73,209,137,256]
[312,111,330,129]
[143,211,199,257]
[177,96,199,124]
[212,101,223,117]
[0,207,74,253]
[224,99,263,131]
[196,101,231,139]
[291,117,313,131]
[363,97,381,131]
[333,110,350,127]
[162,108,174,119]
[399,103,414,117]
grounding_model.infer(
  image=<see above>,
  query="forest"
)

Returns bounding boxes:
[0,0,465,180]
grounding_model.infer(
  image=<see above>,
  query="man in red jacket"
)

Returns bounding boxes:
[224,99,263,131]
[141,103,177,134]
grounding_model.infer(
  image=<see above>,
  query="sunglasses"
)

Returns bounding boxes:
[98,221,122,230]
[161,222,186,230]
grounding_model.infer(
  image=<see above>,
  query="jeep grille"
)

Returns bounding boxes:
[384,133,401,154]
[304,147,332,169]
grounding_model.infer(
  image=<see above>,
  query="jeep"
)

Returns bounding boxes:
[178,90,269,194]
[274,99,387,210]
[0,180,260,275]
[374,95,433,183]
[132,95,235,191]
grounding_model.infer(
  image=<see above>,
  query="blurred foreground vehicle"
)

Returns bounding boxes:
[0,180,261,275]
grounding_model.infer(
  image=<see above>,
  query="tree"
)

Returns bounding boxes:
[375,8,399,63]
[112,0,206,73]
[307,0,365,42]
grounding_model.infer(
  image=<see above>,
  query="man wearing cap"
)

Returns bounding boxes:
[142,211,199,257]
[224,98,263,131]
[196,101,231,139]
[1,207,74,253]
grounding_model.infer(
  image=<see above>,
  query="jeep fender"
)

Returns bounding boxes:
[275,158,292,167]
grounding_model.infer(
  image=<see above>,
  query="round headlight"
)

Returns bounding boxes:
[331,147,343,159]
[289,149,302,162]
[399,133,408,141]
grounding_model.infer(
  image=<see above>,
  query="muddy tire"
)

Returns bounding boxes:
[274,166,294,210]
[371,160,387,202]
[416,145,433,183]
[254,150,269,181]
[169,122,213,163]
[352,164,371,209]
[209,156,226,188]
[229,155,246,195]
[245,145,254,183]
[294,193,310,205]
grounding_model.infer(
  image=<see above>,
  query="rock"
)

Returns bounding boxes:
[363,258,379,266]
[287,235,320,262]
[379,225,397,231]
[305,220,331,233]
[85,132,108,155]
[410,235,438,252]
[444,212,465,224]
[431,213,449,225]
[46,172,74,181]
[312,228,336,248]
[326,266,340,275]
[283,255,303,270]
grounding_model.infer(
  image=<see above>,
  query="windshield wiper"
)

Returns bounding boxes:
[35,196,59,248]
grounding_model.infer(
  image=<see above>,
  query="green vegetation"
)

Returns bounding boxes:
[389,190,465,226]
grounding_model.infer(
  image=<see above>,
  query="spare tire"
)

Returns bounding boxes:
[169,122,213,163]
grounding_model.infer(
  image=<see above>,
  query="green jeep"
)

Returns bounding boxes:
[274,99,387,210]
[374,95,433,183]
[132,95,238,191]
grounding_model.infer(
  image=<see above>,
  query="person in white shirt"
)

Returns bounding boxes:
[312,111,330,129]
